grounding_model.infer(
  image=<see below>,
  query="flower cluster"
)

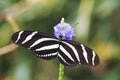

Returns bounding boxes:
[54,23,76,40]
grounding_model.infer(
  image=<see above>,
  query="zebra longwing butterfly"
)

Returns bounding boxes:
[11,30,100,66]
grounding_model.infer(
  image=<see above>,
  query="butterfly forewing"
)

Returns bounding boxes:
[58,40,100,66]
[12,31,59,60]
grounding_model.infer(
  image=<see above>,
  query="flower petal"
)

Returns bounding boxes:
[54,22,76,40]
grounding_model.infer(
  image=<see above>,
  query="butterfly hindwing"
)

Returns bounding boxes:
[58,40,100,66]
[12,31,59,60]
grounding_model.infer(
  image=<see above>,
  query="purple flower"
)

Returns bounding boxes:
[54,23,76,40]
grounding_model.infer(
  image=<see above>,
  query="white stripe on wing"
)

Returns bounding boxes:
[22,31,38,44]
[15,31,24,43]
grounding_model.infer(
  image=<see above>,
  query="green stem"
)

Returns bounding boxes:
[58,63,64,80]
[58,18,65,80]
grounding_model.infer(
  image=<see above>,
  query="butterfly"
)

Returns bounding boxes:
[11,30,100,66]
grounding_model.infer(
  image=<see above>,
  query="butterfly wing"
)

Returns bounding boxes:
[57,40,100,66]
[12,31,59,60]
[12,31,100,66]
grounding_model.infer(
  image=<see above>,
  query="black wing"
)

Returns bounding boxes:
[57,40,100,66]
[11,31,59,60]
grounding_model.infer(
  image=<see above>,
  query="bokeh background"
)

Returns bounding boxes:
[0,0,120,80]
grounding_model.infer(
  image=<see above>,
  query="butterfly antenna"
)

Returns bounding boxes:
[73,22,79,28]
[63,22,79,34]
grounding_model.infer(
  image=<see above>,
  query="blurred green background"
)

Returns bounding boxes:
[0,0,120,80]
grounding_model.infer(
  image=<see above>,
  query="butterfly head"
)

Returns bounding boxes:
[54,23,76,40]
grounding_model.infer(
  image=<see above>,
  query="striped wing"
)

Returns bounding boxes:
[11,30,100,66]
[58,40,100,66]
[12,31,59,60]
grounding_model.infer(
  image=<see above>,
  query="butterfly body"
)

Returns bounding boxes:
[12,31,100,66]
